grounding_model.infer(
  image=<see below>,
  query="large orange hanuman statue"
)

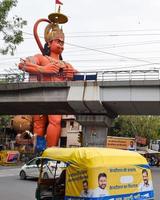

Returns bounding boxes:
[18,10,77,148]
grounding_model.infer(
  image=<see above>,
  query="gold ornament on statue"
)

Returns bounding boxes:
[44,23,64,42]
[34,5,68,53]
[44,7,68,43]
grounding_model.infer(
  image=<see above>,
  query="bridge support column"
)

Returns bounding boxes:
[76,115,113,147]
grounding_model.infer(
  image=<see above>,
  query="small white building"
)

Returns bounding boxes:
[60,115,82,147]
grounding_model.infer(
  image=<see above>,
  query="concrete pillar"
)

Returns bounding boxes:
[76,115,113,147]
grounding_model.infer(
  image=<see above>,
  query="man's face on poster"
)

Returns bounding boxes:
[83,182,88,192]
[130,141,134,147]
[98,176,107,189]
[143,171,149,185]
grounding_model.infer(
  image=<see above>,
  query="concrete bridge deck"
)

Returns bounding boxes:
[0,79,160,116]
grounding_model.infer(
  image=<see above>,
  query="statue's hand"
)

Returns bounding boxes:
[44,63,61,73]
[63,63,77,80]
[18,58,27,70]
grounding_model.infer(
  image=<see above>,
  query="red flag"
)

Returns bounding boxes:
[55,0,63,5]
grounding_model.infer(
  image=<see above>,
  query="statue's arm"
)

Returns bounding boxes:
[18,55,42,73]
[18,55,59,74]
[19,60,42,74]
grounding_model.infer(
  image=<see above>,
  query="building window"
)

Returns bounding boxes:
[70,121,74,128]
[61,121,66,128]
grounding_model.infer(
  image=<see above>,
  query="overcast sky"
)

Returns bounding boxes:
[1,0,160,73]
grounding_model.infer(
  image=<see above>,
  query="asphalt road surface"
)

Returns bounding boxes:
[152,167,160,199]
[0,166,37,200]
[0,166,159,200]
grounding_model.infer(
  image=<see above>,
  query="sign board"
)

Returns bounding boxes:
[106,136,136,151]
[0,150,20,165]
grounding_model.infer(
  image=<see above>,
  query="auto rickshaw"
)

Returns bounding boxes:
[35,147,154,200]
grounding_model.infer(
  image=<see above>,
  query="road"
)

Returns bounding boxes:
[152,167,160,199]
[0,166,159,200]
[0,166,37,200]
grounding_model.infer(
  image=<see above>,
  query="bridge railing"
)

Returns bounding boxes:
[97,70,160,81]
[0,69,160,83]
[75,70,160,81]
[0,73,27,83]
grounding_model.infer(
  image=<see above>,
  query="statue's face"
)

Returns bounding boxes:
[49,38,64,54]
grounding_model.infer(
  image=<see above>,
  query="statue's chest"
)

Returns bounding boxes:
[41,56,66,68]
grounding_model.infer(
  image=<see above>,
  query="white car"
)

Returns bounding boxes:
[19,157,65,180]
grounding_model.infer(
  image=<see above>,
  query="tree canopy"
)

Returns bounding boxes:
[110,115,160,143]
[0,0,27,55]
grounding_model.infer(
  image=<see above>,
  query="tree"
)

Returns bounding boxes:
[0,115,13,144]
[110,115,160,142]
[0,0,27,55]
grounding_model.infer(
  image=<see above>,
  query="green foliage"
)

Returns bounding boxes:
[0,115,12,129]
[0,0,27,55]
[110,115,160,141]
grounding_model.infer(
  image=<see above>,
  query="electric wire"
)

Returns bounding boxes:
[65,42,156,65]
[1,30,160,70]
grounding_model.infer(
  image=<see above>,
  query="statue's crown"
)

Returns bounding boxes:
[44,11,68,42]
[44,23,64,42]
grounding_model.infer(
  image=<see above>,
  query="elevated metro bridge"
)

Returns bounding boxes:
[1,69,160,146]
[0,69,159,116]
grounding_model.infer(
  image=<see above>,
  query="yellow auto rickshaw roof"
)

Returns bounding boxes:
[42,147,147,169]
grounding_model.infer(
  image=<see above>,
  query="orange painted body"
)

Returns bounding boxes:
[33,115,62,147]
[19,54,75,82]
[18,38,77,147]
